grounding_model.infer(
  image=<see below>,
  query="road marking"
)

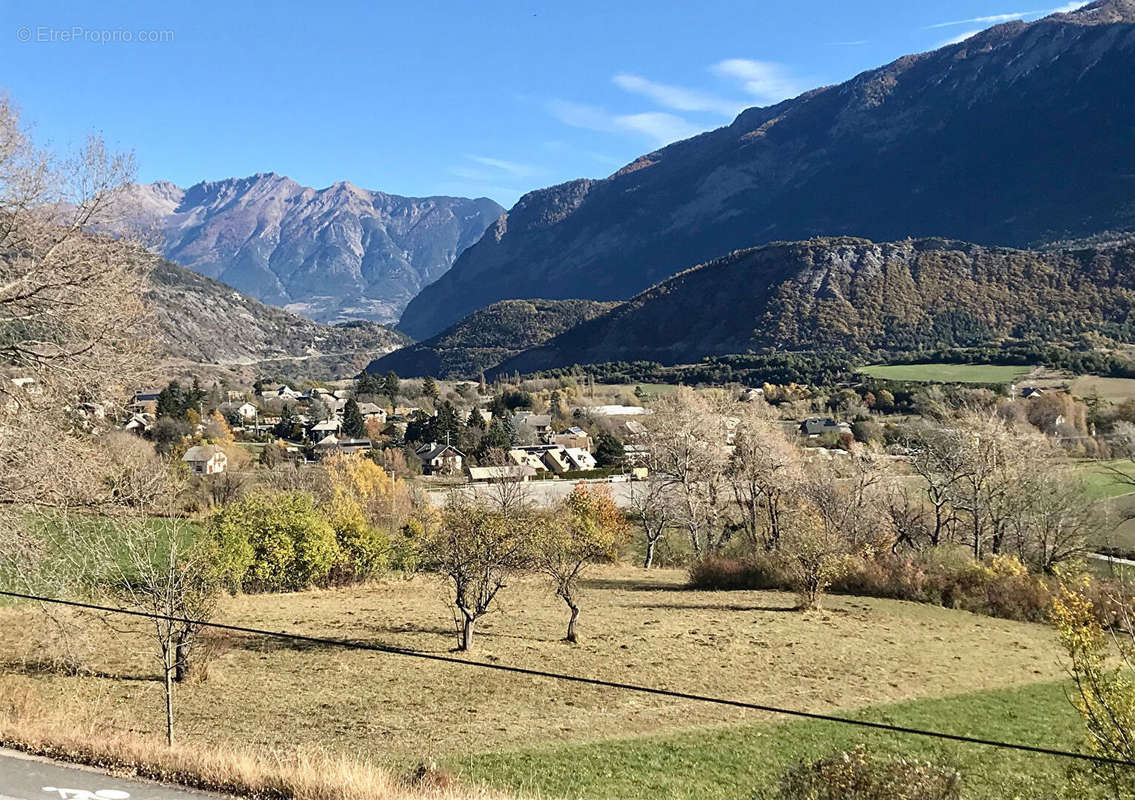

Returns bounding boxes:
[41,789,130,800]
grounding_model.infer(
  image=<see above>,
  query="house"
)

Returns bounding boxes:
[123,413,154,435]
[356,402,387,424]
[514,412,552,435]
[475,408,493,425]
[799,417,852,437]
[132,388,161,415]
[563,447,598,471]
[1021,387,1045,399]
[741,387,765,403]
[415,442,465,475]
[310,418,341,438]
[624,443,650,466]
[468,464,536,482]
[507,448,548,473]
[182,445,227,475]
[552,426,593,452]
[540,446,573,474]
[237,402,258,421]
[314,435,372,457]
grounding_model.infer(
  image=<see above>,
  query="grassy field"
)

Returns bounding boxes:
[859,363,1031,384]
[454,681,1091,800]
[0,565,1081,797]
[1070,375,1135,402]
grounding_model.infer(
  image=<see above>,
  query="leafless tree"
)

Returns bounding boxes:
[0,96,154,509]
[479,447,531,514]
[627,476,672,568]
[642,387,732,557]
[728,413,803,550]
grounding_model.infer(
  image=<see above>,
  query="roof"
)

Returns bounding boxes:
[415,442,466,461]
[311,419,340,431]
[561,426,588,436]
[356,402,384,415]
[517,413,551,428]
[182,445,223,462]
[468,465,536,481]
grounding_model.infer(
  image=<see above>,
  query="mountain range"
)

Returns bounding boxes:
[130,174,503,325]
[485,237,1135,377]
[363,298,618,379]
[398,0,1135,339]
[146,258,408,380]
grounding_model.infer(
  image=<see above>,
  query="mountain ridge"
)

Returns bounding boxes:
[399,0,1135,338]
[130,174,504,325]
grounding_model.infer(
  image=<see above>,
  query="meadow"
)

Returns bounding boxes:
[0,564,1091,798]
[858,363,1031,384]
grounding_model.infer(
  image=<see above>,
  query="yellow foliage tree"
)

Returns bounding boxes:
[1052,582,1135,798]
[533,484,628,642]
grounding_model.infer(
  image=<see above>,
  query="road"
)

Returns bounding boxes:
[427,476,639,509]
[0,750,219,800]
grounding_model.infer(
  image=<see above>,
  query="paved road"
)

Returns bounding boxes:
[0,750,219,800]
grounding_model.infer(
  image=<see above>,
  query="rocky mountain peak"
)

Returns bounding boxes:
[1061,0,1135,24]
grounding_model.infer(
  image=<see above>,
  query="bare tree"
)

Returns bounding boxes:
[728,414,803,550]
[642,387,732,557]
[0,96,153,509]
[627,476,672,568]
[80,515,220,746]
[478,447,531,514]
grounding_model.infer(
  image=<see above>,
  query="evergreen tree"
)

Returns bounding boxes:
[274,403,295,439]
[595,433,626,468]
[435,401,462,446]
[342,398,367,439]
[156,381,185,418]
[383,371,400,406]
[466,407,486,430]
[422,375,440,405]
[499,411,518,447]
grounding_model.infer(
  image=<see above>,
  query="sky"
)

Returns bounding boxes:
[0,0,1091,208]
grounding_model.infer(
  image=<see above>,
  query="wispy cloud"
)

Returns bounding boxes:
[466,156,543,178]
[928,1,1089,28]
[711,59,806,105]
[546,100,703,147]
[612,73,741,116]
[936,28,985,47]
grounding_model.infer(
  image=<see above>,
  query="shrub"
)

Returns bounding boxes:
[323,501,390,584]
[689,555,786,591]
[208,492,341,592]
[776,746,962,800]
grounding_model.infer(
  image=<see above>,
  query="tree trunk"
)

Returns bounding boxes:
[565,602,580,643]
[173,632,190,683]
[643,538,656,569]
[163,645,175,747]
[460,615,476,651]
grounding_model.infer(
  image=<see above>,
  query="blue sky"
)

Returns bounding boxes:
[0,0,1089,208]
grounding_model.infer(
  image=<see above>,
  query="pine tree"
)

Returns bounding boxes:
[422,375,439,405]
[383,371,400,407]
[466,407,486,430]
[343,398,367,439]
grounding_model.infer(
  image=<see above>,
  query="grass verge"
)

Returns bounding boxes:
[451,681,1097,800]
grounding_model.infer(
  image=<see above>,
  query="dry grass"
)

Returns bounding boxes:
[0,566,1064,767]
[1069,375,1135,402]
[0,686,493,800]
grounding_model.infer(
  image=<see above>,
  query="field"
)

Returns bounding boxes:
[1070,375,1135,401]
[0,564,1090,798]
[858,363,1032,384]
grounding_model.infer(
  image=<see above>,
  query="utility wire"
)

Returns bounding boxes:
[2,587,1133,769]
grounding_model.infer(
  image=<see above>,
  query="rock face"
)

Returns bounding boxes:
[491,237,1135,375]
[146,258,409,378]
[364,298,619,379]
[131,174,503,325]
[399,0,1135,338]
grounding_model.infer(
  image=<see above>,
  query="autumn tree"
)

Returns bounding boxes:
[1052,584,1135,798]
[532,484,627,642]
[777,503,858,611]
[422,497,529,651]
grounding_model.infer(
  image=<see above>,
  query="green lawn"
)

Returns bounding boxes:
[1078,460,1135,500]
[453,681,1099,800]
[859,363,1031,384]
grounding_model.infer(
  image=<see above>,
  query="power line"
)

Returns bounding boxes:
[2,587,1132,769]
